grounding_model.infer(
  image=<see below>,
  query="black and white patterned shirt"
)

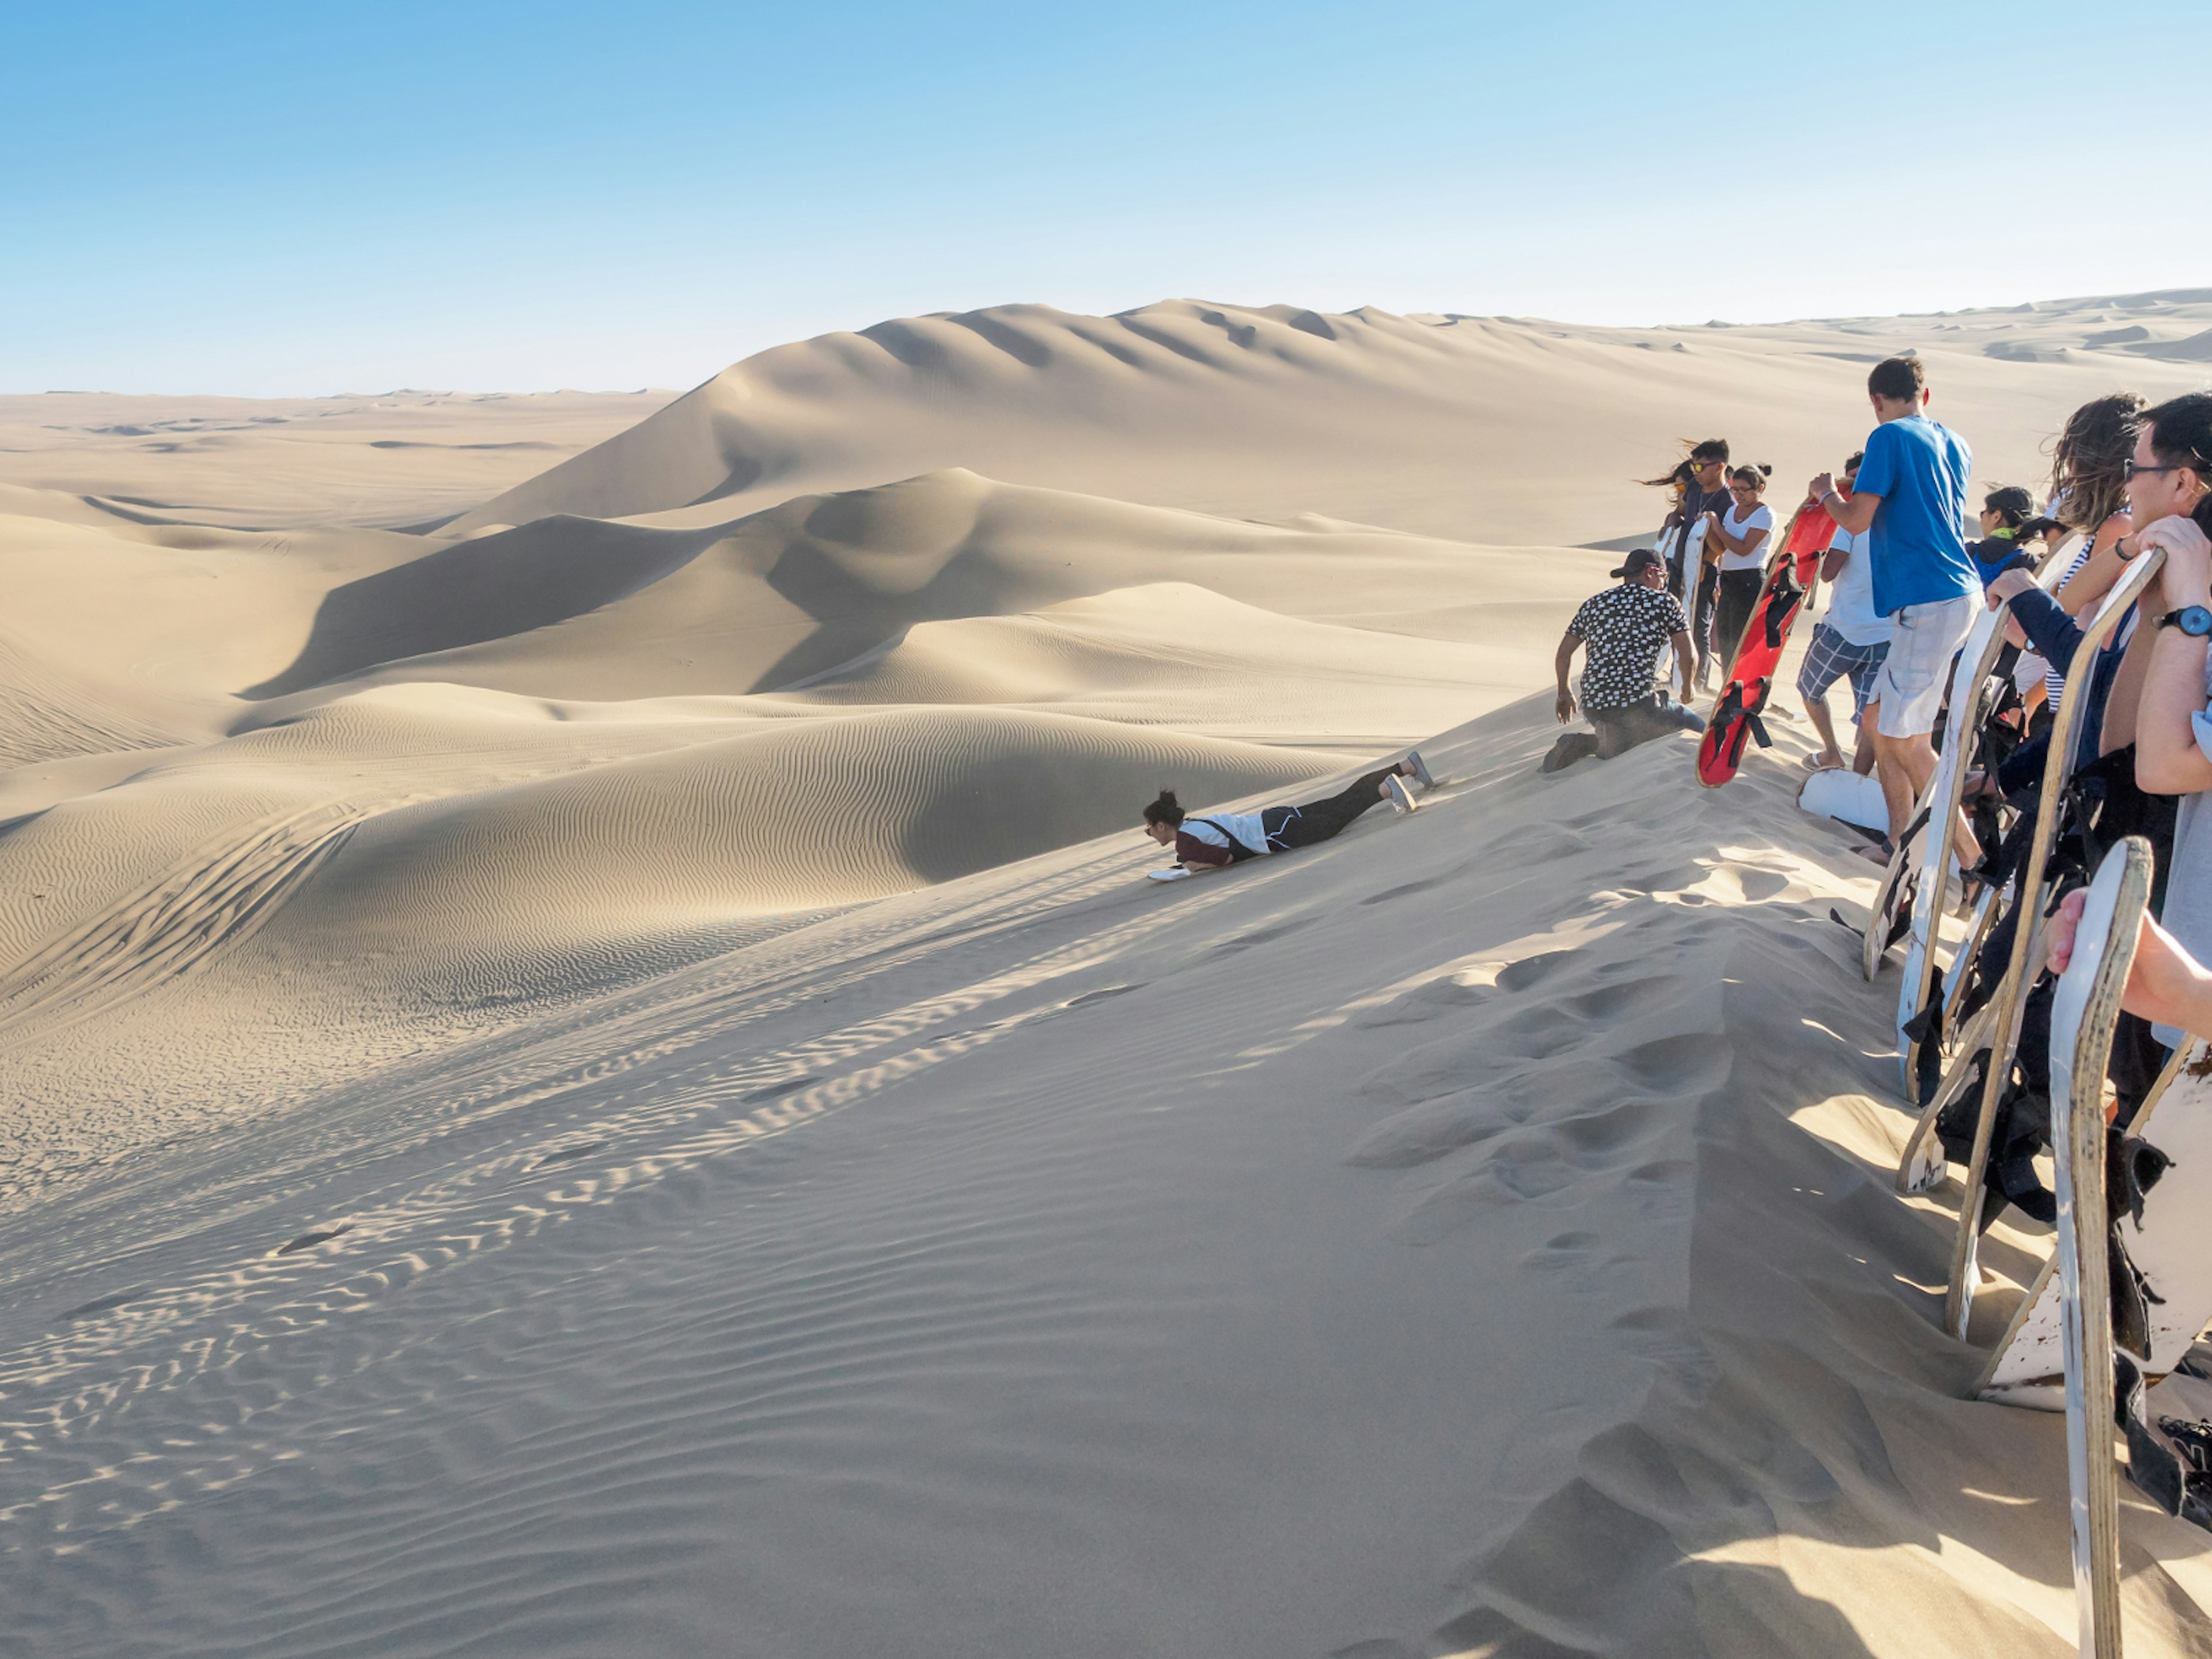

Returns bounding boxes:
[1566,583,1690,712]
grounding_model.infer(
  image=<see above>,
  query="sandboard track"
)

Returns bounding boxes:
[0,803,360,1035]
[0,632,176,768]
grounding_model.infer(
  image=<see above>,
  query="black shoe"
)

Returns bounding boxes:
[1541,732,1600,774]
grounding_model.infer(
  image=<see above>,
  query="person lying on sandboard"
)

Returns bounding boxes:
[1141,755,1431,878]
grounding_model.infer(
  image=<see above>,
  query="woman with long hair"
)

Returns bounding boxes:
[2035,392,2147,711]
[1141,754,1430,876]
[1705,463,1775,672]
[1642,438,1731,686]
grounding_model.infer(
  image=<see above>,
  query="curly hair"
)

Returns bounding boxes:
[2050,392,2147,532]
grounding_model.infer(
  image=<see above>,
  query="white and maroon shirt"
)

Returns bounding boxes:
[1175,811,1272,868]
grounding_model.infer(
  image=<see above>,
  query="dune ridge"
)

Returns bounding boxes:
[452,293,2212,546]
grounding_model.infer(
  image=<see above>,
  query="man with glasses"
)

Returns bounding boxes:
[1807,356,1979,856]
[1675,440,1733,688]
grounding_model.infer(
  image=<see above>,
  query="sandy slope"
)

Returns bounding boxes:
[5,292,2212,1654]
[0,461,1589,1171]
[7,703,2212,1658]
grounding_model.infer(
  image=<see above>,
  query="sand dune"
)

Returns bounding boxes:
[452,293,2212,546]
[242,469,1584,712]
[6,293,2212,1654]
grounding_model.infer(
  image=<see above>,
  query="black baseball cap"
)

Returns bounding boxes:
[1986,484,2037,518]
[1611,548,1666,578]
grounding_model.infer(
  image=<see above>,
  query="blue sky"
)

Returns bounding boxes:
[5,1,2198,395]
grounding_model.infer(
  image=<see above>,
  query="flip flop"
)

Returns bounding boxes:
[1801,753,1844,774]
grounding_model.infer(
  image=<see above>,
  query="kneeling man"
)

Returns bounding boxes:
[1543,547,1703,772]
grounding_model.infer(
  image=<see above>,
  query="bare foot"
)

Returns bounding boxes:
[1853,843,1892,867]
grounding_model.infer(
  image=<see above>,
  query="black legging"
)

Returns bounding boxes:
[1690,563,1719,664]
[1262,767,1397,850]
[1714,567,1765,675]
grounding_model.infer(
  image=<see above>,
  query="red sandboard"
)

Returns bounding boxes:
[1694,497,1838,787]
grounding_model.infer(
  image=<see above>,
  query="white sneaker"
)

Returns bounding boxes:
[1385,774,1418,814]
[1403,751,1435,790]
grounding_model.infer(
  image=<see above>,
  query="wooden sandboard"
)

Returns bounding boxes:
[1943,549,2167,1338]
[2038,838,2149,1657]
[1862,804,1926,982]
[1895,999,2001,1195]
[1896,547,2064,1098]
[1978,1033,2210,1409]
[1896,605,2012,1089]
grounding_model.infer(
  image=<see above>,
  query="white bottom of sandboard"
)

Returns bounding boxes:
[1798,767,1886,837]
[1979,1043,2212,1407]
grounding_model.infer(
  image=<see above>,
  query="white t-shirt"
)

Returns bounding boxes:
[1820,526,1894,649]
[1179,811,1272,858]
[1718,502,1775,572]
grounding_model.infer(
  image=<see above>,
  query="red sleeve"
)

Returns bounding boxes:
[1176,830,1232,868]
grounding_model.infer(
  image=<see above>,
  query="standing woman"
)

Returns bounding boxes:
[1706,464,1775,675]
[1650,460,1695,598]
[1643,439,1732,685]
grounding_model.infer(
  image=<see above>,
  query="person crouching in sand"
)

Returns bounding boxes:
[1142,755,1431,873]
[1543,547,1703,772]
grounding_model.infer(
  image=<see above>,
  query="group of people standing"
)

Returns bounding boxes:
[1542,439,1799,774]
[1547,349,2212,1093]
[1548,355,2039,859]
[1140,355,2212,1063]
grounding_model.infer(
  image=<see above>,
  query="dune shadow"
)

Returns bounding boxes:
[241,517,726,699]
[745,481,1079,691]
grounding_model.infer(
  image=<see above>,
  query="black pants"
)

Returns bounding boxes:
[1714,568,1765,675]
[1690,565,1718,662]
[1264,767,1397,850]
[1590,693,1705,758]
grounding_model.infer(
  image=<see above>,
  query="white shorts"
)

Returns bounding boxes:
[1874,594,1978,738]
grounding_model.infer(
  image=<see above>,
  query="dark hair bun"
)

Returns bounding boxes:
[1757,463,1774,478]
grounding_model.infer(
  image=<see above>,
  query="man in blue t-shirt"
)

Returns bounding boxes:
[1806,355,1979,854]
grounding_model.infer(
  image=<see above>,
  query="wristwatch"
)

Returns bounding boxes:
[2158,605,2212,637]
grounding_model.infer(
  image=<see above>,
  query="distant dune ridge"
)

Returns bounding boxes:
[451,292,2212,544]
[5,292,2212,1655]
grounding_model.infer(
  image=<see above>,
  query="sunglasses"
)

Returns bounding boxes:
[2123,459,2186,482]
